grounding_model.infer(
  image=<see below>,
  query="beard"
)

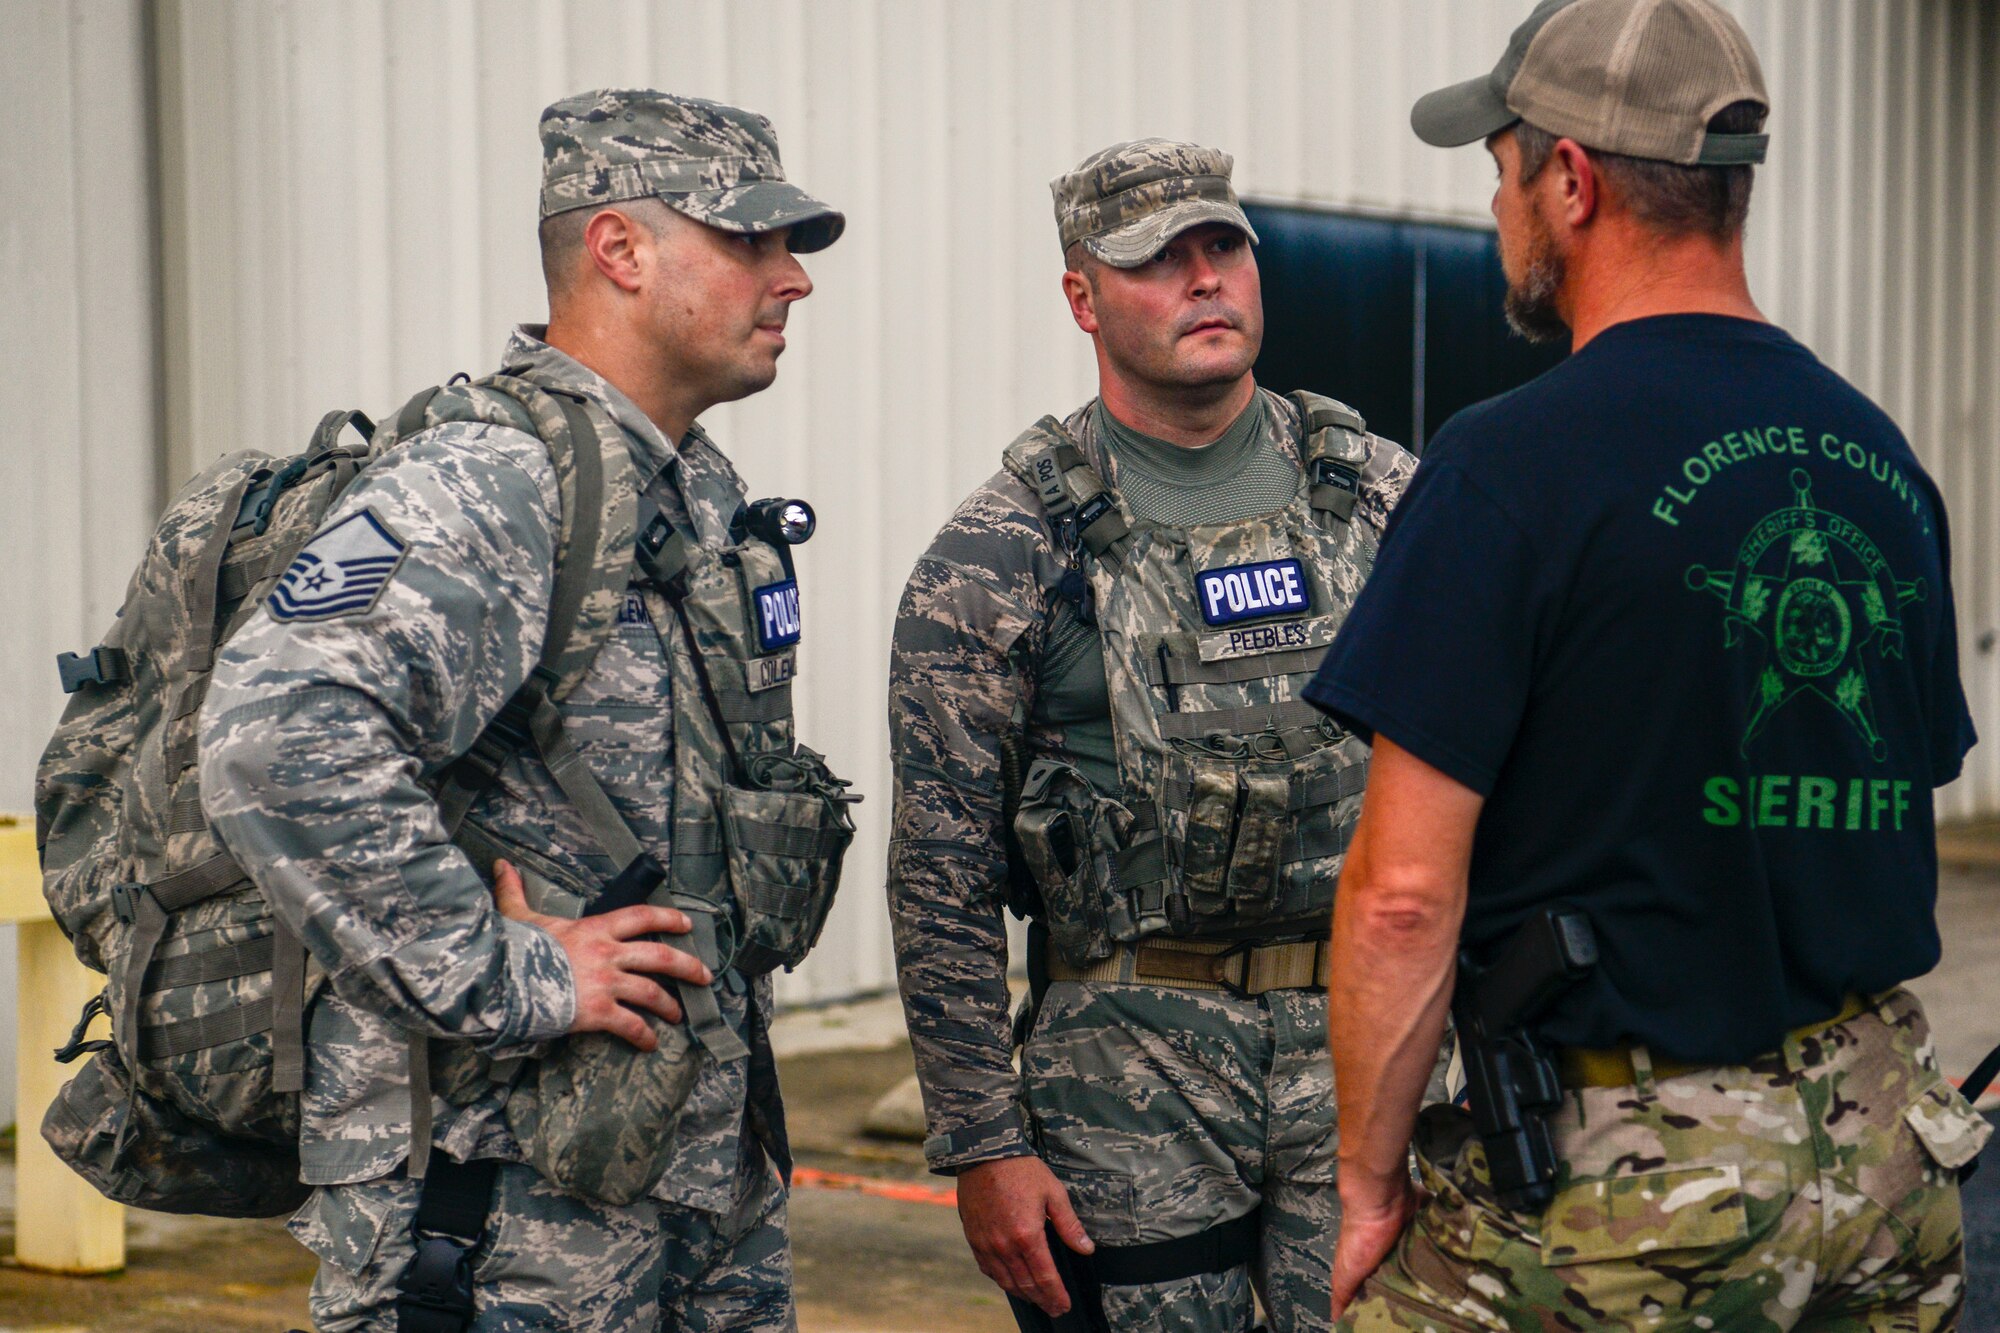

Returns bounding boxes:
[1502,211,1570,345]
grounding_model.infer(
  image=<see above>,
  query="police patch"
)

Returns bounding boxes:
[754,579,802,652]
[267,509,407,622]
[1196,558,1311,627]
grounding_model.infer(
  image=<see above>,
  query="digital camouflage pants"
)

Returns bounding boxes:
[1022,980,1342,1333]
[1339,988,1992,1333]
[289,1136,794,1332]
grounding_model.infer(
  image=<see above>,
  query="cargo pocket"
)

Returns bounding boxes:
[1054,1168,1139,1244]
[1541,1163,1748,1265]
[1905,1081,1993,1177]
[719,781,854,975]
[287,1176,412,1277]
[1013,758,1117,966]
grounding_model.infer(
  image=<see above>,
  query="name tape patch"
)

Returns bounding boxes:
[754,579,802,652]
[1196,558,1311,627]
[268,509,407,622]
[616,588,653,628]
[1197,615,1340,664]
[748,653,796,693]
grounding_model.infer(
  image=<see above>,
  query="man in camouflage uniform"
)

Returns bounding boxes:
[1305,2,1993,1329]
[888,140,1418,1333]
[200,90,843,1332]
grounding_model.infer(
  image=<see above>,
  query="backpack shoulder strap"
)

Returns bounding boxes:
[1287,390,1369,525]
[389,376,640,703]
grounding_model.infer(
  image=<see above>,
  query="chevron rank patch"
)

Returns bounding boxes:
[267,509,407,622]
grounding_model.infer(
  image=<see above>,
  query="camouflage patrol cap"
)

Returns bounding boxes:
[1052,138,1259,269]
[539,89,844,253]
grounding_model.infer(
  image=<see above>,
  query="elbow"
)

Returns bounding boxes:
[1338,866,1463,953]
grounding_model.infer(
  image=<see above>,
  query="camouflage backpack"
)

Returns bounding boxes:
[33,376,625,1217]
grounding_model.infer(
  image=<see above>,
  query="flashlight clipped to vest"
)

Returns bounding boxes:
[738,497,816,547]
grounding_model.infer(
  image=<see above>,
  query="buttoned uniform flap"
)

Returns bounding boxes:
[1540,1163,1749,1266]
[287,1176,414,1276]
[1904,1081,1993,1172]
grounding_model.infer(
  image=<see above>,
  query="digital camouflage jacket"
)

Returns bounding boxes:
[887,389,1414,1172]
[201,327,779,1211]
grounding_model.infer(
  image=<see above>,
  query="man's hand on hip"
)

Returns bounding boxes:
[491,857,710,1050]
[956,1154,1095,1316]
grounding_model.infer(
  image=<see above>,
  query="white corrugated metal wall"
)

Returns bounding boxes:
[8,2,1997,1035]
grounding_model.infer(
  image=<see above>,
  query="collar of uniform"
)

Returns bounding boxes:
[499,325,685,493]
[499,326,747,548]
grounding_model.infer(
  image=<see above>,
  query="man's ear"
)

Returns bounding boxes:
[1550,138,1599,231]
[583,208,648,294]
[1062,269,1100,335]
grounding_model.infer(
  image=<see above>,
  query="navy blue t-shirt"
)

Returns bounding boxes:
[1306,315,1975,1063]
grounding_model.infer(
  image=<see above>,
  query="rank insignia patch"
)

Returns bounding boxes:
[267,509,407,622]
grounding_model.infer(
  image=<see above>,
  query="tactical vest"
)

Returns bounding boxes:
[1001,393,1381,968]
[392,379,856,1204]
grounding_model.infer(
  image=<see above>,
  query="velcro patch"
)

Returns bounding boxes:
[748,652,796,693]
[754,579,802,652]
[1197,614,1339,664]
[1196,558,1310,627]
[267,509,407,622]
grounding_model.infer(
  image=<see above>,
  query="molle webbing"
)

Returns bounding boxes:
[1156,698,1324,741]
[1145,646,1327,687]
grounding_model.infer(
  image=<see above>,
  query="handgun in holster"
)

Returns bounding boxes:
[1450,907,1598,1213]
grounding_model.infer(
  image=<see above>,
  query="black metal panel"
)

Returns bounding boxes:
[1243,202,1565,454]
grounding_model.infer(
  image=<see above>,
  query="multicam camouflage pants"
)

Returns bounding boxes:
[1339,988,1992,1333]
[290,1137,794,1332]
[1022,980,1341,1333]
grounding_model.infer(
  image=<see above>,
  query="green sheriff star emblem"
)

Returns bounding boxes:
[1686,469,1924,761]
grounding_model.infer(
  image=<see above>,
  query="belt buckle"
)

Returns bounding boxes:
[1207,941,1254,998]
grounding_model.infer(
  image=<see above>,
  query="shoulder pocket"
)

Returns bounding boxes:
[1904,1081,1993,1174]
[1542,1164,1748,1266]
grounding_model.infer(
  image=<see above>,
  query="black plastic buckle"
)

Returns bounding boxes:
[395,1233,478,1331]
[1311,458,1360,496]
[235,455,313,537]
[1073,492,1115,533]
[109,882,149,926]
[57,646,129,694]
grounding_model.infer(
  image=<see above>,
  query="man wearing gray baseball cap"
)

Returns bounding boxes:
[204,89,848,1330]
[1302,1,1988,1329]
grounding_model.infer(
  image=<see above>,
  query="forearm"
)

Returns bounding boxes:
[202,686,575,1046]
[1328,830,1464,1198]
[889,835,1032,1171]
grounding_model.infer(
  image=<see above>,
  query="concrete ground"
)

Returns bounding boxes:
[1,860,1996,1332]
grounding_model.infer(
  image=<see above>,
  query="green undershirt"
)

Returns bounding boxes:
[1033,394,1299,791]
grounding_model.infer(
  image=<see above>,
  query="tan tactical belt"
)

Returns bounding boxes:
[1559,992,1873,1089]
[1044,936,1329,996]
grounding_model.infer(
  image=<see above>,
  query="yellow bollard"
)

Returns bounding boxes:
[0,819,124,1274]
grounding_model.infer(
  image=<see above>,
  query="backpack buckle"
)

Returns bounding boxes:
[234,456,314,537]
[57,646,130,694]
[109,882,149,926]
